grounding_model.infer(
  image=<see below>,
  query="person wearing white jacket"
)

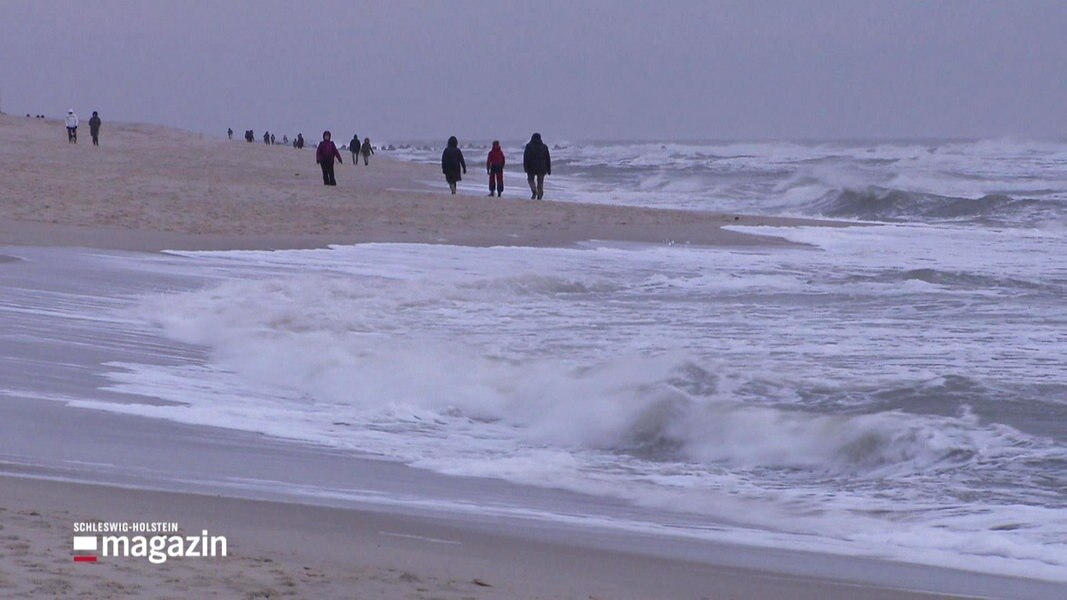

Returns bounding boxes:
[65,109,79,143]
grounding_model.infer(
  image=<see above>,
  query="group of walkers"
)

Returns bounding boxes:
[230,128,302,149]
[441,133,551,199]
[316,130,551,198]
[314,132,375,186]
[52,109,551,199]
[63,109,102,146]
[224,127,375,186]
[53,112,553,200]
[347,134,374,166]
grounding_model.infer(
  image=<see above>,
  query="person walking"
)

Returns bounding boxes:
[486,141,505,197]
[65,109,79,143]
[441,136,467,195]
[349,134,360,165]
[316,130,343,186]
[360,137,374,165]
[88,111,102,146]
[522,132,551,199]
[227,127,233,140]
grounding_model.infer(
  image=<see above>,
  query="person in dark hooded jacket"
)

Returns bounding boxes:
[360,137,374,165]
[88,111,102,146]
[441,136,467,195]
[315,130,343,186]
[522,132,551,199]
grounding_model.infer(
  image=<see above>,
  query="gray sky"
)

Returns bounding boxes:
[2,0,1065,141]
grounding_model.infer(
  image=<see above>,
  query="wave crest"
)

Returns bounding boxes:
[810,187,1059,224]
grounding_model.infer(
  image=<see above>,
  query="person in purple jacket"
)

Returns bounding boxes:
[315,130,343,186]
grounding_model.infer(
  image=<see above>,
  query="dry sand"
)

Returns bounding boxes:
[1,115,1007,599]
[0,114,841,251]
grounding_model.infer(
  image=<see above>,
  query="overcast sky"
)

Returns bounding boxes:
[2,0,1065,141]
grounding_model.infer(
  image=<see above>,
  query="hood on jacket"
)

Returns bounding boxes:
[322,130,331,140]
[447,136,459,148]
[530,133,542,143]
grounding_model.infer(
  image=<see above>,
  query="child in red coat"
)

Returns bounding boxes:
[486,141,505,197]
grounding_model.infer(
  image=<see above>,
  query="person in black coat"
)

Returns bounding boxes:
[88,111,102,146]
[349,134,360,165]
[522,132,551,199]
[441,136,467,195]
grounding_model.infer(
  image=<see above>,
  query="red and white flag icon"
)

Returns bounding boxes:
[73,536,98,562]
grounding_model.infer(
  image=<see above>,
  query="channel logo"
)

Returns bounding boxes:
[72,522,227,564]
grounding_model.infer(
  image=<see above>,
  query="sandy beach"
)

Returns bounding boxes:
[1,115,1061,600]
[0,114,840,252]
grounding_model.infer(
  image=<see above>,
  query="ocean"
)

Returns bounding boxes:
[3,138,1065,584]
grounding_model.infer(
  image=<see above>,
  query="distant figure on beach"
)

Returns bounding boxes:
[65,110,78,143]
[486,141,505,197]
[88,111,101,146]
[227,127,233,140]
[523,132,551,199]
[349,134,360,165]
[270,133,275,145]
[263,131,270,145]
[245,130,254,143]
[360,137,374,165]
[295,133,304,149]
[315,130,343,186]
[282,135,289,145]
[441,136,467,195]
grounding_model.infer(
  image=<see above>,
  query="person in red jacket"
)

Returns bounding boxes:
[486,141,505,197]
[315,131,343,186]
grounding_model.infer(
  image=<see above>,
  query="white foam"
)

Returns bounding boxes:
[49,234,1060,582]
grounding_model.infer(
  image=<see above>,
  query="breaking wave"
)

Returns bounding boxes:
[125,275,1057,488]
[807,187,1064,225]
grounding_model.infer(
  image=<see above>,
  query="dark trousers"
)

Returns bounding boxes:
[489,167,503,193]
[91,131,99,146]
[320,161,337,186]
[67,127,77,143]
[527,173,545,199]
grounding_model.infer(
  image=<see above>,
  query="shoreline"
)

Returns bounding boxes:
[0,473,1015,600]
[0,214,819,254]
